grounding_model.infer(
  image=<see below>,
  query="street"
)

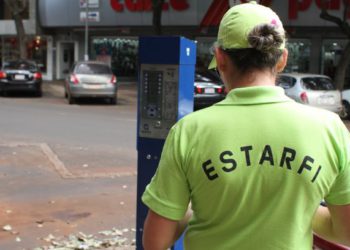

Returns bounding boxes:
[0,81,138,250]
[1,81,350,250]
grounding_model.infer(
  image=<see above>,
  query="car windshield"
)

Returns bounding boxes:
[76,63,112,74]
[302,77,336,90]
[3,61,37,70]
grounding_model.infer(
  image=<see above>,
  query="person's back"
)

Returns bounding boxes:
[141,2,350,249]
[174,86,347,249]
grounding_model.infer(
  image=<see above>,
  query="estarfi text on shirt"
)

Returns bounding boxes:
[202,145,322,183]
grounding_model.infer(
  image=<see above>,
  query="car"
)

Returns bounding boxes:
[341,88,350,119]
[0,60,42,97]
[64,61,117,104]
[194,70,226,109]
[276,73,343,114]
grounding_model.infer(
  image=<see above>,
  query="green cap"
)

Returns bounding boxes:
[208,1,285,69]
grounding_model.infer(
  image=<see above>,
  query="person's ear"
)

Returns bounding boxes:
[276,49,288,73]
[214,47,228,72]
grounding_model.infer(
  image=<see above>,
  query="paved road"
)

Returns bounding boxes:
[0,81,138,250]
[1,82,350,250]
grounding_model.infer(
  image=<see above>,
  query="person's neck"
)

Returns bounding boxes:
[229,71,276,90]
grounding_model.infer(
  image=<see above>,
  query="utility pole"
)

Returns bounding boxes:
[84,0,89,61]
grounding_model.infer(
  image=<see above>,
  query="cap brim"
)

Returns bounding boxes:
[208,57,217,70]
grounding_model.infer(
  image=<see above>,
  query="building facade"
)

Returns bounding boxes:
[0,0,349,83]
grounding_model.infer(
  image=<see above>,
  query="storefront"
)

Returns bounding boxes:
[37,0,350,84]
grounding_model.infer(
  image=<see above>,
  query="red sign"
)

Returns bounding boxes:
[110,0,189,12]
[289,0,350,19]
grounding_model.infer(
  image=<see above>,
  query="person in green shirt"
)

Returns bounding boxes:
[142,1,350,249]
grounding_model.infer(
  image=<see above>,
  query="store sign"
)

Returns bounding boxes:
[289,0,350,19]
[110,0,189,12]
[80,11,100,22]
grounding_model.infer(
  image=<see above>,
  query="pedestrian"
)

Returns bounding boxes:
[141,1,350,249]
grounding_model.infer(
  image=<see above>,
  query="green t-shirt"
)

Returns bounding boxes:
[142,86,350,250]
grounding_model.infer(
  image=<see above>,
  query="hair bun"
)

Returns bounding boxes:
[248,24,284,52]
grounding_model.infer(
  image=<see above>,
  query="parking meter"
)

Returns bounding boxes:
[136,36,196,250]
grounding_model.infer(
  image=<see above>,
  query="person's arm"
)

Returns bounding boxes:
[143,208,193,250]
[312,204,350,246]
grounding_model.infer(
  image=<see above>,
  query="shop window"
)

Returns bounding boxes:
[196,38,216,71]
[27,37,47,73]
[2,36,47,73]
[284,40,311,73]
[92,37,138,78]
[322,40,348,82]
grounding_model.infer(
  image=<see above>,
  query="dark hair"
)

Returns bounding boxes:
[222,24,285,74]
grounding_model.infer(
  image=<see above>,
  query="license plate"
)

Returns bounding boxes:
[318,96,334,105]
[205,88,215,94]
[84,84,103,89]
[14,74,25,80]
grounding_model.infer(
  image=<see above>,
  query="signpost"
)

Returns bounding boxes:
[80,0,100,61]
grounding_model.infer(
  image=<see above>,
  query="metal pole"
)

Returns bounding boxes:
[84,0,89,61]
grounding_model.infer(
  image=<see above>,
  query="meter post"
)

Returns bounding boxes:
[136,36,196,250]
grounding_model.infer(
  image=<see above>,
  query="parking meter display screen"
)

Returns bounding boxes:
[147,71,162,106]
[139,64,179,139]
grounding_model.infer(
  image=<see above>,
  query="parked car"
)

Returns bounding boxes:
[64,61,117,104]
[194,70,226,109]
[0,60,42,97]
[341,88,350,119]
[276,73,343,114]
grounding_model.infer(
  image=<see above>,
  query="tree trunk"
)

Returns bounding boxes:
[334,41,350,90]
[319,0,350,90]
[4,0,27,59]
[152,0,164,35]
[13,12,27,59]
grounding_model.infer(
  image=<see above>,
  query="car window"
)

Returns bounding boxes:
[195,74,213,82]
[3,61,37,70]
[276,76,296,89]
[196,69,222,82]
[302,77,335,90]
[75,63,112,74]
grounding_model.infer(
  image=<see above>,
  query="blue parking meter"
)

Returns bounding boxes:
[136,36,196,250]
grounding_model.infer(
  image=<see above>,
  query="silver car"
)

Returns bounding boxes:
[341,89,350,119]
[276,73,343,114]
[65,61,117,104]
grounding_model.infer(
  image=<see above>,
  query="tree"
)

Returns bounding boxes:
[320,0,350,90]
[152,0,165,35]
[4,0,28,59]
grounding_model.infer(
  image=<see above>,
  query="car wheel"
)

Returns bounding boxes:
[68,92,75,105]
[340,100,350,120]
[109,96,117,105]
[36,89,42,97]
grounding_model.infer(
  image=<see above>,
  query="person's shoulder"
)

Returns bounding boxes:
[289,101,341,123]
[174,106,220,130]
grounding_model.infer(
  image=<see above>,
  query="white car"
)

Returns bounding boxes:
[341,89,350,119]
[276,73,343,114]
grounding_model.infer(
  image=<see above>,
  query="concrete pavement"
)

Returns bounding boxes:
[0,81,139,250]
